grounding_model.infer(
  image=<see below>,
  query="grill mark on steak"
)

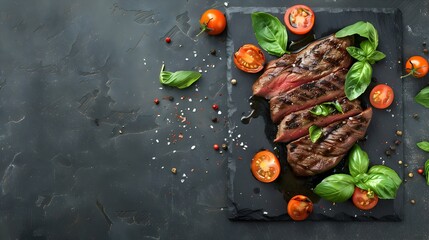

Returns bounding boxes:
[252,34,353,99]
[274,97,363,143]
[269,69,347,123]
[286,108,373,176]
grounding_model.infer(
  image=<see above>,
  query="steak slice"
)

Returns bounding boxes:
[252,34,353,99]
[275,97,363,143]
[269,68,347,123]
[286,108,373,176]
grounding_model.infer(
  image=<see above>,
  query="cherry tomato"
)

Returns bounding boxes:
[369,84,394,109]
[284,5,315,35]
[352,187,379,210]
[250,150,280,183]
[287,195,313,221]
[402,56,429,78]
[233,44,265,73]
[198,9,226,36]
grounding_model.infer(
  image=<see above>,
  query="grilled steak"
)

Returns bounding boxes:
[275,97,363,143]
[269,69,347,123]
[252,34,353,99]
[286,108,373,176]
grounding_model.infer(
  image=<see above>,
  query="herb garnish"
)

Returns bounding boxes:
[309,125,322,143]
[159,64,201,89]
[310,101,343,117]
[251,12,288,57]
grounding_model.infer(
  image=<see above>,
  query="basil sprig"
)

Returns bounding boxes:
[309,125,322,143]
[314,144,402,202]
[336,21,386,100]
[159,64,201,89]
[415,87,429,108]
[251,12,287,57]
[425,160,429,186]
[417,142,429,185]
[310,101,343,117]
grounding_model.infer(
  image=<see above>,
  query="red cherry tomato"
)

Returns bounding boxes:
[233,44,265,73]
[402,56,429,78]
[198,9,226,36]
[284,5,315,35]
[352,187,379,210]
[250,150,280,183]
[369,84,394,109]
[287,195,313,221]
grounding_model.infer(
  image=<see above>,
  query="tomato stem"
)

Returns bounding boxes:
[400,60,427,78]
[196,18,214,37]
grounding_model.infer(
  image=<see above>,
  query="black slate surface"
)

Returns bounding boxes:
[1,0,429,239]
[226,7,404,221]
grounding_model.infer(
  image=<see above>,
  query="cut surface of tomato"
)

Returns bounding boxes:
[233,44,265,73]
[287,195,313,221]
[284,5,315,35]
[369,84,394,109]
[352,187,379,210]
[250,150,280,183]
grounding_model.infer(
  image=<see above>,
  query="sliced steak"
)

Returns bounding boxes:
[252,34,353,99]
[269,69,347,123]
[275,97,363,143]
[286,108,373,176]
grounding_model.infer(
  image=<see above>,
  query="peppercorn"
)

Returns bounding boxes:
[165,37,171,43]
[410,199,416,204]
[212,104,219,111]
[171,168,177,174]
[413,113,419,119]
[394,140,402,145]
[154,98,160,105]
[168,96,174,101]
[417,168,424,175]
[222,143,228,150]
[210,49,217,55]
[231,79,237,85]
[211,117,218,123]
[408,172,414,178]
[385,150,391,156]
[396,130,403,136]
[424,48,428,54]
[94,118,100,126]
[213,144,219,151]
[398,160,403,165]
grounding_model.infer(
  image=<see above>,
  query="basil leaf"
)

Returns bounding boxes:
[417,141,429,152]
[336,21,378,48]
[314,174,355,202]
[251,12,287,57]
[354,173,370,190]
[368,165,402,188]
[159,64,201,89]
[425,160,429,185]
[366,50,386,64]
[345,61,372,100]
[359,40,375,56]
[346,46,367,62]
[348,144,369,177]
[310,101,343,116]
[363,173,398,199]
[332,101,344,113]
[309,125,322,143]
[415,86,429,108]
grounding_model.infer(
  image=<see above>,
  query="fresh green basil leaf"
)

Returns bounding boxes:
[348,144,369,177]
[425,160,429,185]
[366,50,386,64]
[309,125,322,143]
[314,174,355,202]
[310,104,332,116]
[368,165,402,188]
[332,100,344,113]
[346,46,367,62]
[159,64,201,89]
[417,141,429,152]
[251,12,287,57]
[415,86,429,108]
[336,21,378,49]
[363,173,398,199]
[359,40,375,56]
[345,61,372,100]
[354,173,370,191]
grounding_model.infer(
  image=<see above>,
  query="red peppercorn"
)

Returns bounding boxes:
[154,98,160,105]
[165,37,171,43]
[417,168,424,175]
[212,104,219,111]
[213,144,219,151]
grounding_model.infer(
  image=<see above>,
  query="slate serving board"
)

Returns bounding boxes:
[226,7,404,221]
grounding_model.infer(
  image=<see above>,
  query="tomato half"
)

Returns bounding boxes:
[369,84,394,109]
[284,5,315,35]
[198,9,226,36]
[250,150,280,183]
[402,56,429,78]
[287,195,313,221]
[352,187,379,210]
[233,44,265,73]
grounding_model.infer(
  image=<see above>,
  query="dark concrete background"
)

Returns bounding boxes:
[0,0,428,239]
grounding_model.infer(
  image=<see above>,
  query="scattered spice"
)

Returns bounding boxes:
[417,168,424,175]
[398,160,403,165]
[424,48,428,54]
[167,96,174,101]
[212,104,219,111]
[408,172,414,178]
[171,168,177,174]
[384,150,391,156]
[410,199,416,204]
[154,98,160,105]
[231,79,237,85]
[165,37,171,43]
[211,117,218,123]
[395,130,403,136]
[213,144,220,151]
[413,113,419,119]
[94,118,100,126]
[210,49,217,55]
[394,140,402,145]
[222,143,228,150]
